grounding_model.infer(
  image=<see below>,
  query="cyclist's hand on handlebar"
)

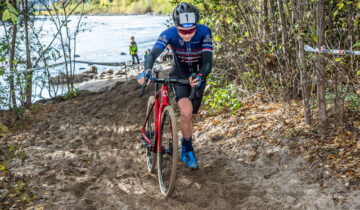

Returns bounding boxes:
[189,74,202,88]
[138,69,152,86]
[137,76,147,86]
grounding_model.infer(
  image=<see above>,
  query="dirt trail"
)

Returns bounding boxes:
[2,75,360,209]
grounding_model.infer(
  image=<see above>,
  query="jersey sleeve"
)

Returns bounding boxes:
[154,29,171,51]
[201,27,213,53]
[198,26,213,79]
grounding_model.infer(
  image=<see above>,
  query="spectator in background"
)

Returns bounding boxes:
[161,45,173,62]
[166,45,173,61]
[144,49,150,60]
[129,36,139,65]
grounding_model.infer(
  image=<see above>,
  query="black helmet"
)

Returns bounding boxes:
[172,2,200,28]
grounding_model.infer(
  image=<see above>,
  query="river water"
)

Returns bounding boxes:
[0,15,169,104]
[35,14,169,69]
[70,15,168,63]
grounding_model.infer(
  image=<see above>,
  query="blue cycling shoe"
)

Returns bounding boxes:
[185,151,199,169]
[180,143,187,163]
[180,137,198,169]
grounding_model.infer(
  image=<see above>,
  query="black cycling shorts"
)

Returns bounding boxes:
[173,80,206,114]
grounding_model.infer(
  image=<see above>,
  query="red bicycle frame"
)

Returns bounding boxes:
[139,71,195,155]
[141,84,171,153]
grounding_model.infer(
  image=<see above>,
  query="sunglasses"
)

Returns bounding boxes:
[178,26,197,35]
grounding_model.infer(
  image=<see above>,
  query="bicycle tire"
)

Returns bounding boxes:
[146,96,157,174]
[157,105,178,196]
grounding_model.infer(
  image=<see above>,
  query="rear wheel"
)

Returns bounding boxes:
[157,105,178,196]
[145,96,156,173]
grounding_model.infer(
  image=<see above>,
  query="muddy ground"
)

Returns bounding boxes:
[1,72,360,209]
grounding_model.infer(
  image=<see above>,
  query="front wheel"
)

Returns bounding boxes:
[157,105,178,196]
[146,96,156,174]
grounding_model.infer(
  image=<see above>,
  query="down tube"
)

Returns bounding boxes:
[157,85,171,153]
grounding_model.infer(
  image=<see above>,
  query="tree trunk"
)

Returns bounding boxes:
[268,0,285,91]
[9,0,18,108]
[292,0,312,125]
[269,1,280,55]
[316,0,327,135]
[23,0,33,108]
[277,0,292,100]
[261,0,270,42]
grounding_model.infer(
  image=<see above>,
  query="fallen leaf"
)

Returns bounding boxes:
[329,154,336,159]
[212,120,220,126]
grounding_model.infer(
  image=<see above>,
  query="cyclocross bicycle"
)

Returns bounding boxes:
[139,66,196,196]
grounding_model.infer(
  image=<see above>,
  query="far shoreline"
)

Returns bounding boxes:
[35,13,170,17]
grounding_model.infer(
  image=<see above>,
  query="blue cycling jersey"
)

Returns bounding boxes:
[153,24,213,75]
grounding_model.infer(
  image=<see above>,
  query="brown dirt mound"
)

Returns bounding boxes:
[1,77,360,209]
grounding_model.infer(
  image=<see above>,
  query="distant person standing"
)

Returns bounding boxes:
[129,36,139,64]
[144,49,150,60]
[166,45,173,61]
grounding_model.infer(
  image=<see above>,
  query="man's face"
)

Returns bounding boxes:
[177,25,196,42]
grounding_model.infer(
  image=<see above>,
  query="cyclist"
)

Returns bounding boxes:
[137,2,213,169]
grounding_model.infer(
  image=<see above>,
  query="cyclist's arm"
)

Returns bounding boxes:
[198,51,212,79]
[198,27,213,79]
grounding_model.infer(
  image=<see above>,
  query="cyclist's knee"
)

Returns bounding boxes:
[180,107,192,121]
[181,110,192,121]
[178,98,193,121]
